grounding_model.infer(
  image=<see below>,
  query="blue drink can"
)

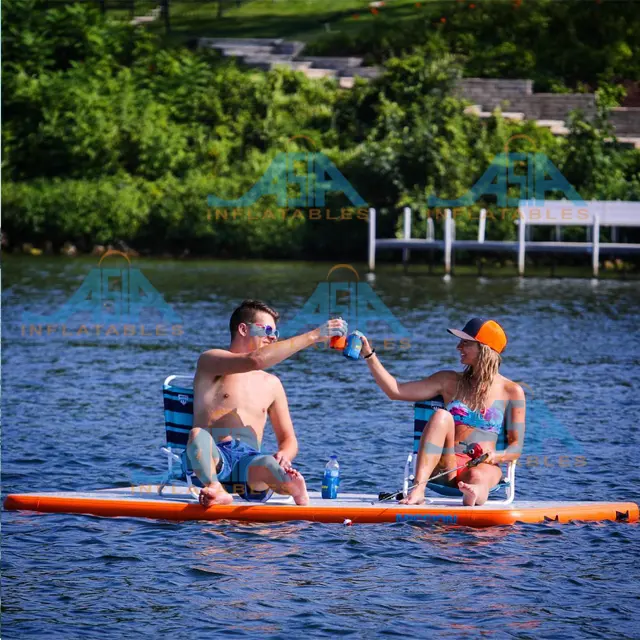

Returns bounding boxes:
[343,331,364,360]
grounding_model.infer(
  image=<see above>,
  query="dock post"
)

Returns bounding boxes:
[402,207,412,267]
[444,209,452,275]
[478,209,486,243]
[368,207,376,272]
[518,213,526,276]
[477,209,487,276]
[426,217,435,242]
[427,216,435,274]
[592,213,600,277]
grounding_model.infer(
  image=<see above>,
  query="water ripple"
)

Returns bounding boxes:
[2,258,640,638]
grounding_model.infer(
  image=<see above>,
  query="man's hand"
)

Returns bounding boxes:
[315,318,348,342]
[273,451,293,470]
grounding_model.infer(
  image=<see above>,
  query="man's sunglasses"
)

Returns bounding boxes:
[247,323,280,339]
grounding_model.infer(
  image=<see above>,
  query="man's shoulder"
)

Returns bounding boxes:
[199,347,230,358]
[196,347,233,367]
[262,370,283,387]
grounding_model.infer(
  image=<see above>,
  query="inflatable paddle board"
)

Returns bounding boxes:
[4,486,638,527]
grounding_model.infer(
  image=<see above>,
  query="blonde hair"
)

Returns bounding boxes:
[455,343,502,411]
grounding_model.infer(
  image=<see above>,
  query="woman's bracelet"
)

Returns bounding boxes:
[364,348,376,360]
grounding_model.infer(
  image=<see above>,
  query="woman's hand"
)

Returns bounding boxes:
[360,334,374,358]
[483,450,502,465]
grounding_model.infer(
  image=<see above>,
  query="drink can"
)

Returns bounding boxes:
[343,331,364,360]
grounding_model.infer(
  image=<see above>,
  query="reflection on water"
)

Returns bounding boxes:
[2,257,640,638]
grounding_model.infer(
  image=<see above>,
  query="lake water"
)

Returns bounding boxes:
[2,256,639,638]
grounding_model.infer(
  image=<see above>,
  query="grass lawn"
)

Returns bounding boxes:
[124,0,446,47]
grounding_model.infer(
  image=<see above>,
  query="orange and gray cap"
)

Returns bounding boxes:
[447,318,508,354]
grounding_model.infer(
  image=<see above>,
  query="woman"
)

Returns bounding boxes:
[360,318,525,506]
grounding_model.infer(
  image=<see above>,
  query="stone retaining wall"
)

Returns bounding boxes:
[458,79,597,120]
[609,108,640,135]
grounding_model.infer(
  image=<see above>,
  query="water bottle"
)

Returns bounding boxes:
[321,455,340,499]
[343,331,364,360]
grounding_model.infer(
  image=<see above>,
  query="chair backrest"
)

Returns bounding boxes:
[413,396,509,453]
[163,375,194,451]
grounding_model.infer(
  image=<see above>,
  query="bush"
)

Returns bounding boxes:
[2,175,149,249]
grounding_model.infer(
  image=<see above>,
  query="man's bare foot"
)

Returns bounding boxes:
[399,488,426,505]
[198,482,234,508]
[458,481,480,507]
[284,468,309,506]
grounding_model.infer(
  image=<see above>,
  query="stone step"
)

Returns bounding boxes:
[299,56,364,70]
[474,110,526,121]
[242,56,310,71]
[536,119,567,128]
[285,60,314,71]
[615,136,640,148]
[217,45,281,56]
[303,68,338,79]
[345,66,382,79]
[274,41,306,57]
[536,120,569,135]
[200,37,283,47]
[131,15,156,24]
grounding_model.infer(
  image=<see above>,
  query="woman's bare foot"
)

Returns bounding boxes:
[284,468,309,505]
[198,482,234,508]
[458,481,480,506]
[399,488,426,505]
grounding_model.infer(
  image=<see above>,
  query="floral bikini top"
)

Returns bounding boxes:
[446,399,505,435]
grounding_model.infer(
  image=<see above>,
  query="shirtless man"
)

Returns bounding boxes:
[187,299,348,507]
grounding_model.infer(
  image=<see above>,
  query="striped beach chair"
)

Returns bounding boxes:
[406,397,517,504]
[158,374,197,496]
[159,375,265,500]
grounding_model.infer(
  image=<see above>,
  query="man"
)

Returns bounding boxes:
[187,299,347,507]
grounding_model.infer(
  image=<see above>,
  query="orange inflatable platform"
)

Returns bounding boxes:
[4,487,638,527]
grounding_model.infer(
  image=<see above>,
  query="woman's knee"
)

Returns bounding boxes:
[466,466,501,486]
[420,410,455,454]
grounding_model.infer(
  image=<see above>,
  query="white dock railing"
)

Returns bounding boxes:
[368,201,640,276]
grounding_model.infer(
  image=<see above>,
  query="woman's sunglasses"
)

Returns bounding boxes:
[247,323,280,339]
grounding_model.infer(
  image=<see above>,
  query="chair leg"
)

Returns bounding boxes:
[403,453,415,497]
[504,461,516,505]
[158,458,172,495]
[186,473,199,500]
[157,475,169,496]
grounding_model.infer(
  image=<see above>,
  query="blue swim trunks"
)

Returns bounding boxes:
[187,439,274,503]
